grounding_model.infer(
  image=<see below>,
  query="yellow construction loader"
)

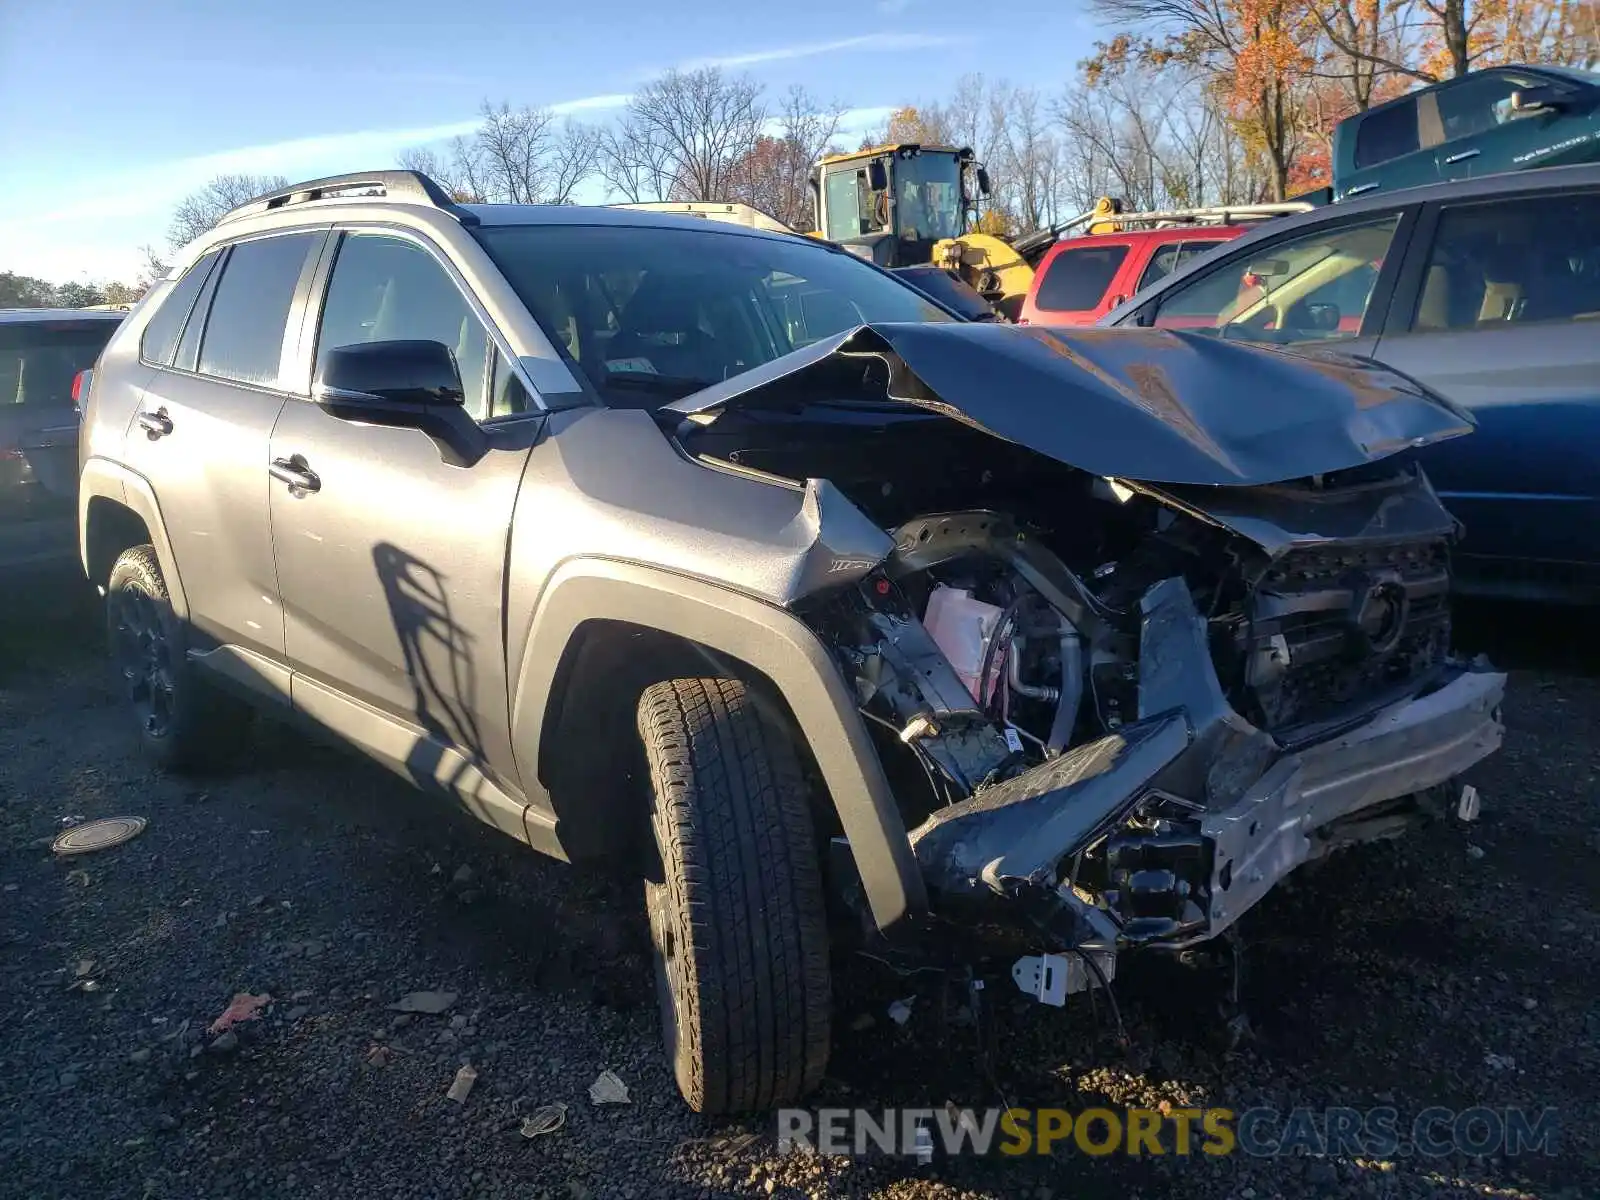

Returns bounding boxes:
[619,143,993,260]
[616,146,1130,320]
[807,143,986,264]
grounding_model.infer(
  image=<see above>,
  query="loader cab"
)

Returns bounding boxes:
[811,144,987,268]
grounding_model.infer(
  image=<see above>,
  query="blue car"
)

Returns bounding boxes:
[1100,164,1600,604]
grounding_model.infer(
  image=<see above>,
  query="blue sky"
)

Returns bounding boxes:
[0,0,1097,283]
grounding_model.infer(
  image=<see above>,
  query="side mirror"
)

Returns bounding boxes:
[315,339,465,409]
[976,166,992,198]
[866,159,889,193]
[1510,85,1566,115]
[314,340,486,467]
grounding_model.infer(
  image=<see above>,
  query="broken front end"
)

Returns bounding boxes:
[671,324,1506,1002]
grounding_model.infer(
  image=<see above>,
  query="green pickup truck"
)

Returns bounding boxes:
[1328,65,1600,202]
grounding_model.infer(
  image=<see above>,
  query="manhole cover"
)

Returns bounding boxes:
[51,816,147,856]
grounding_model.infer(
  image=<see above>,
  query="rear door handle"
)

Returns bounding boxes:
[1444,149,1480,164]
[137,409,173,438]
[269,456,321,494]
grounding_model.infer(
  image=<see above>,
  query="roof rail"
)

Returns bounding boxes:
[218,170,477,226]
[1079,201,1314,233]
[608,201,800,236]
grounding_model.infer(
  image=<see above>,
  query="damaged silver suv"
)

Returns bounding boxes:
[78,171,1505,1115]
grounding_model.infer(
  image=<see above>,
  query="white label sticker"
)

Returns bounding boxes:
[605,357,657,374]
[1003,726,1024,753]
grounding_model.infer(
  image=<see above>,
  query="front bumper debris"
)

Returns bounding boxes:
[906,575,1506,969]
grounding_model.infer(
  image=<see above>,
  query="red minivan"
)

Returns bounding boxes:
[1018,226,1248,327]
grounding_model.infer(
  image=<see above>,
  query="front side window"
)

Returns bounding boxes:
[1412,192,1600,331]
[1436,71,1543,139]
[823,168,875,242]
[197,234,318,387]
[474,223,952,406]
[315,233,493,419]
[1151,214,1401,343]
[139,252,218,367]
[1034,244,1130,312]
[1353,100,1420,169]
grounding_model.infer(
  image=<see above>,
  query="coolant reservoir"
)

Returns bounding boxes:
[923,585,1004,704]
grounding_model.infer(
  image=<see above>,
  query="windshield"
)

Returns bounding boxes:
[474,223,954,405]
[894,153,964,242]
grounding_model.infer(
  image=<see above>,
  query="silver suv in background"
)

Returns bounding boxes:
[79,172,1504,1114]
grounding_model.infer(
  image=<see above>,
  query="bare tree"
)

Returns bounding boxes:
[602,68,768,203]
[727,86,846,228]
[401,103,600,204]
[595,122,678,203]
[944,73,996,159]
[546,124,602,205]
[167,174,289,248]
[1053,57,1269,216]
[987,84,1059,232]
[398,143,486,202]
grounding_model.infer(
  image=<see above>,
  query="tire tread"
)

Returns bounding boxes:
[637,676,830,1114]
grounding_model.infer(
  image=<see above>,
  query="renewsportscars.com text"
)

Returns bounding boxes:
[776,1105,1560,1161]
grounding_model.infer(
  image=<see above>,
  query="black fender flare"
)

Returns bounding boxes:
[78,456,190,618]
[509,557,927,933]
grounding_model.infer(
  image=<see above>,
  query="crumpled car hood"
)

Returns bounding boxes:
[668,323,1475,487]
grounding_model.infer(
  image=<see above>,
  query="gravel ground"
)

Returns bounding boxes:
[1,590,1595,1200]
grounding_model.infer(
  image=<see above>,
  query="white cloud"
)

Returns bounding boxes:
[550,93,634,114]
[0,93,635,281]
[836,105,898,134]
[675,33,966,73]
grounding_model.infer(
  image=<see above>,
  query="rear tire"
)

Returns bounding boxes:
[637,677,831,1114]
[106,546,250,772]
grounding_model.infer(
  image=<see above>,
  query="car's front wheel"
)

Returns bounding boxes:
[106,545,250,771]
[636,676,831,1114]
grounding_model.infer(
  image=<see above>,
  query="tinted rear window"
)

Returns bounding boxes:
[1034,244,1130,311]
[197,233,319,387]
[1,321,119,406]
[1353,100,1420,169]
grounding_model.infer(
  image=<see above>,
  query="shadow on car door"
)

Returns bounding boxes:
[268,229,538,812]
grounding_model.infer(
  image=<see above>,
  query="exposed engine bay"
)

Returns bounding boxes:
[668,322,1506,1001]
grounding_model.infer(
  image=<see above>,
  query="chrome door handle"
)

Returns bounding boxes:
[137,409,173,438]
[269,457,321,494]
[1444,149,1480,164]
